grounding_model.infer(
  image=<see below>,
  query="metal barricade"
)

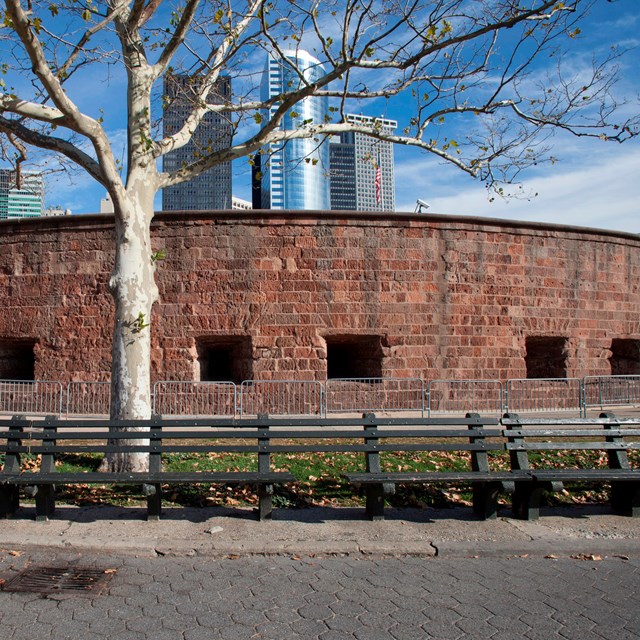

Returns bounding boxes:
[153,381,237,417]
[6,376,640,420]
[325,378,425,416]
[505,378,583,415]
[582,375,640,414]
[0,380,64,416]
[239,380,324,417]
[427,380,504,416]
[66,381,111,417]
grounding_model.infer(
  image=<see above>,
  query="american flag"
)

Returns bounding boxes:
[374,157,382,206]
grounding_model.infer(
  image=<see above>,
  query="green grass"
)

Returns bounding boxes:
[1,445,637,510]
[54,452,102,473]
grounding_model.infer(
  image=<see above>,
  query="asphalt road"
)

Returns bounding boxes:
[0,549,638,640]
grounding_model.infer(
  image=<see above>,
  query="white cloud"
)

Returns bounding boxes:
[395,145,640,234]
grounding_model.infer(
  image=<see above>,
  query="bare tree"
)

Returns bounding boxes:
[0,0,637,470]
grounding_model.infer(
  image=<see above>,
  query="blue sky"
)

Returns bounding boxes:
[10,1,640,234]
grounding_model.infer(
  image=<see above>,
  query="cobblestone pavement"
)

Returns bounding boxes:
[0,549,638,640]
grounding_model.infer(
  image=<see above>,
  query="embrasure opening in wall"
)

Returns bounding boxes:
[609,338,640,375]
[196,337,252,384]
[524,336,568,379]
[325,335,383,379]
[0,339,36,380]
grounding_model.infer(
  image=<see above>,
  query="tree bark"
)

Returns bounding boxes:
[102,187,159,472]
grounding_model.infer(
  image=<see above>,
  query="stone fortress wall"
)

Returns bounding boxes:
[1,211,638,383]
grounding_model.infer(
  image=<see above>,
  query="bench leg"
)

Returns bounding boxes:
[472,482,501,520]
[512,482,542,520]
[145,483,162,521]
[257,484,273,521]
[365,484,385,521]
[35,485,55,522]
[610,482,640,518]
[0,485,19,517]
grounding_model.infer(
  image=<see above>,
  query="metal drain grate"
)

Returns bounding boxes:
[2,567,114,594]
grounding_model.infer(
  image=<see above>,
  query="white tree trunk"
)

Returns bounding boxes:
[103,186,159,472]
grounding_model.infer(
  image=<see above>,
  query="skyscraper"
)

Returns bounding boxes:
[329,133,357,210]
[162,74,232,211]
[330,114,397,212]
[0,169,45,219]
[260,50,330,210]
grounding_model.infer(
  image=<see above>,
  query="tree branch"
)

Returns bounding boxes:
[4,0,121,189]
[0,114,106,185]
[153,0,202,74]
[56,4,127,81]
[154,0,264,158]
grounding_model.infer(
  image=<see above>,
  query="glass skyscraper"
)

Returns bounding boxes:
[162,74,233,211]
[0,169,45,219]
[330,114,397,212]
[260,50,330,210]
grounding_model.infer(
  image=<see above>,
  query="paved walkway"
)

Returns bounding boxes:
[0,549,638,640]
[1,504,639,639]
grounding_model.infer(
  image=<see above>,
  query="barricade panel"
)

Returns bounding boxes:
[66,381,111,417]
[506,378,582,414]
[427,380,503,416]
[153,381,237,417]
[0,380,64,416]
[583,375,640,411]
[240,380,324,417]
[325,378,424,416]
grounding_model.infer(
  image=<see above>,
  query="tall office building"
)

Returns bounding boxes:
[330,114,397,211]
[162,74,233,211]
[260,50,330,210]
[0,169,45,219]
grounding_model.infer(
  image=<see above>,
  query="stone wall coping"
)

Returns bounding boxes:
[1,209,637,244]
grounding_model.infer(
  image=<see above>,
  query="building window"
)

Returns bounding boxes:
[524,336,568,379]
[326,335,383,379]
[609,339,640,375]
[0,340,36,380]
[196,337,252,384]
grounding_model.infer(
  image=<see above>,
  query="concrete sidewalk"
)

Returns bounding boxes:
[0,504,638,559]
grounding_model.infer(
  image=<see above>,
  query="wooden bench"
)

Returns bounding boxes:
[0,415,295,521]
[502,412,640,520]
[3,412,636,523]
[0,412,517,522]
[343,413,521,520]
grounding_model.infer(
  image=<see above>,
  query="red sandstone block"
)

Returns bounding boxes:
[294,236,317,248]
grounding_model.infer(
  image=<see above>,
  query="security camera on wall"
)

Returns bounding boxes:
[415,199,430,213]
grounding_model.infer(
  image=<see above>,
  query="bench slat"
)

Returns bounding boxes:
[506,442,638,451]
[502,418,639,426]
[0,442,506,456]
[530,469,639,481]
[0,471,295,484]
[0,428,505,440]
[504,429,640,437]
[345,471,525,483]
